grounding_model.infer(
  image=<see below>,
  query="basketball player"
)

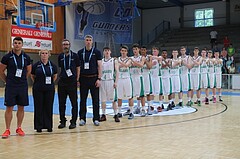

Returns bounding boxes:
[214,51,223,102]
[207,50,217,103]
[129,44,146,117]
[99,47,120,122]
[190,47,202,106]
[159,50,173,111]
[170,50,182,107]
[117,45,134,119]
[179,46,193,107]
[76,3,89,37]
[140,46,153,115]
[150,47,162,113]
[200,49,210,104]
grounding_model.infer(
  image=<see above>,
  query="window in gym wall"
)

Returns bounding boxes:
[195,8,214,27]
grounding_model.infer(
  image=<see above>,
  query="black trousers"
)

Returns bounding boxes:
[33,89,55,130]
[79,76,100,122]
[58,83,78,124]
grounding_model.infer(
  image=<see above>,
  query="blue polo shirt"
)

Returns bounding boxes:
[78,47,102,75]
[58,51,80,85]
[1,51,31,87]
[31,60,57,91]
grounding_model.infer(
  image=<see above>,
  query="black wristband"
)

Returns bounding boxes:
[97,78,101,80]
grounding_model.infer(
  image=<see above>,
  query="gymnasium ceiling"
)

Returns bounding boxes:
[137,0,224,10]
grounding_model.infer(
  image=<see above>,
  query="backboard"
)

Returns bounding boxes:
[17,0,56,32]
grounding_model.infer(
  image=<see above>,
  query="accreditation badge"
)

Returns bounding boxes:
[66,69,73,77]
[46,77,51,84]
[84,62,90,69]
[15,69,23,77]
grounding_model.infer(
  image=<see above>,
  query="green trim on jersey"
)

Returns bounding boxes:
[140,76,145,97]
[130,77,133,98]
[149,74,153,93]
[188,74,191,91]
[169,78,172,94]
[198,74,201,90]
[114,88,118,102]
[159,77,163,95]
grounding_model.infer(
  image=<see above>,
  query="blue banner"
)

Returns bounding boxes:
[74,0,133,44]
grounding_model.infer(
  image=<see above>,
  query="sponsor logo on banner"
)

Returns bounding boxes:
[11,25,52,50]
[11,37,52,50]
[74,0,133,44]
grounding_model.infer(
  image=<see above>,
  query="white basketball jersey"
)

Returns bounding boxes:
[130,56,142,75]
[214,58,223,75]
[118,57,130,79]
[208,59,215,73]
[160,59,170,79]
[142,55,150,75]
[179,55,190,75]
[200,58,208,74]
[190,56,201,74]
[150,58,160,77]
[102,57,115,81]
[170,58,180,76]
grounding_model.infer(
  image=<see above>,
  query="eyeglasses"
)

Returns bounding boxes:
[62,43,70,45]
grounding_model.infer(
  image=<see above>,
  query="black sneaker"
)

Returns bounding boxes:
[171,101,175,108]
[99,114,107,122]
[178,102,183,107]
[123,109,130,116]
[114,115,120,122]
[161,104,164,109]
[47,128,53,132]
[219,96,223,102]
[205,97,209,104]
[69,123,76,129]
[36,129,42,133]
[117,113,122,118]
[167,104,172,111]
[128,113,134,119]
[58,122,66,129]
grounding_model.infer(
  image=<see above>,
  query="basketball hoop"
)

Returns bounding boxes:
[36,22,51,36]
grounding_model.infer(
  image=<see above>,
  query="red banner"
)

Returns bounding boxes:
[11,25,52,40]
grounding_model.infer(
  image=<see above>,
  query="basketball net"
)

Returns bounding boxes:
[36,22,50,36]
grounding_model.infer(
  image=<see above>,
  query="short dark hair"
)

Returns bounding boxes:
[121,45,128,50]
[141,45,147,49]
[103,46,110,51]
[152,46,159,50]
[62,39,70,44]
[13,36,23,43]
[132,43,140,49]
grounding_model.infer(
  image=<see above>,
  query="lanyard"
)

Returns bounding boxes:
[12,52,24,69]
[64,52,71,70]
[41,61,53,77]
[83,47,94,62]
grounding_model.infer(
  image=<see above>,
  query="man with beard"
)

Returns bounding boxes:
[57,39,80,129]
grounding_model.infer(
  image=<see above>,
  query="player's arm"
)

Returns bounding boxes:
[114,59,119,88]
[193,57,202,66]
[132,56,145,68]
[0,63,7,83]
[97,60,102,79]
[145,55,153,69]
[182,57,193,69]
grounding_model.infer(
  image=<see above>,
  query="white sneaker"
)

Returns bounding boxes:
[79,119,86,126]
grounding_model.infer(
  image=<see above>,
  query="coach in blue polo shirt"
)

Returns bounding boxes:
[78,35,102,126]
[58,39,80,129]
[0,36,32,139]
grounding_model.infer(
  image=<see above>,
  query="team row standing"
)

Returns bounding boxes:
[98,45,223,121]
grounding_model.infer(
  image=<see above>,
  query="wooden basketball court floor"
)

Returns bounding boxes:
[0,87,240,159]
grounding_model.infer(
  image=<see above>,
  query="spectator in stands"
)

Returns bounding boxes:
[221,47,228,60]
[228,62,236,74]
[227,43,235,59]
[210,29,218,48]
[223,36,230,48]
